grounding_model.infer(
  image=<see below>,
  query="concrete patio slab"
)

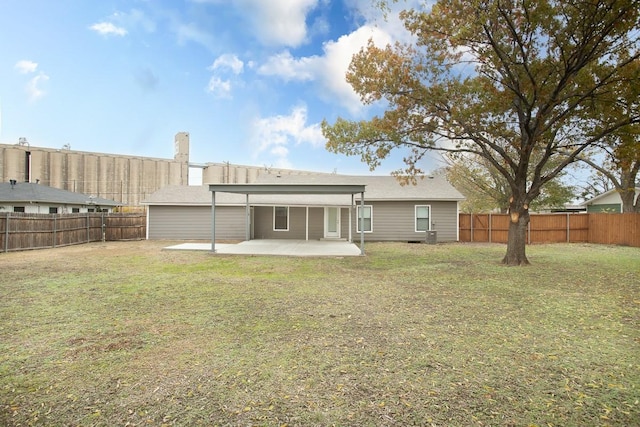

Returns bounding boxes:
[164,239,363,256]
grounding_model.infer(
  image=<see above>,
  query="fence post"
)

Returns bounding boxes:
[470,214,474,242]
[86,213,90,242]
[527,220,531,244]
[489,213,492,243]
[4,213,9,253]
[53,214,57,248]
[566,213,570,243]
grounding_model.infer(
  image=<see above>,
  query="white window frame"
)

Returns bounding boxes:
[273,206,289,231]
[356,205,373,233]
[415,205,431,232]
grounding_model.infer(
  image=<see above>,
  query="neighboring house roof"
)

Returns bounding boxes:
[0,182,119,206]
[581,187,640,206]
[142,174,464,206]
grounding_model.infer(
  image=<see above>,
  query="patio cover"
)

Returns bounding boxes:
[209,183,366,255]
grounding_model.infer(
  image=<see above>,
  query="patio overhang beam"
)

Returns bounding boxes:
[209,183,366,255]
[209,183,365,195]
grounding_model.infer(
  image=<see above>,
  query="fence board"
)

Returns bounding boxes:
[588,213,640,247]
[459,213,638,247]
[1,213,146,252]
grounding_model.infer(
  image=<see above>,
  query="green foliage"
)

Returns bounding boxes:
[445,153,575,213]
[577,58,640,211]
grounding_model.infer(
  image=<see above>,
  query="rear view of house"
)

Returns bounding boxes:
[143,174,464,243]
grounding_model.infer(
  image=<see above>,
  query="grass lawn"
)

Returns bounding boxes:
[1,241,638,426]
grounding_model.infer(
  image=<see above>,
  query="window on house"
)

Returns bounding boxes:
[356,205,373,232]
[13,206,25,213]
[49,207,58,214]
[274,206,289,231]
[72,208,80,213]
[415,205,431,232]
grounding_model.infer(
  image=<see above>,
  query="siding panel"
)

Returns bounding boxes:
[148,205,245,240]
[348,201,458,242]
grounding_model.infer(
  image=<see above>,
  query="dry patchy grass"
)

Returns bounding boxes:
[0,241,638,426]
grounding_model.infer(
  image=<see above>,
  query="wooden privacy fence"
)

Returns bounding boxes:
[0,213,146,252]
[459,213,640,247]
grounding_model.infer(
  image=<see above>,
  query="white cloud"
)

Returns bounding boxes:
[206,77,232,98]
[26,73,50,101]
[89,22,128,36]
[235,0,319,47]
[257,51,317,81]
[258,25,393,115]
[209,54,244,75]
[206,54,244,98]
[15,60,49,101]
[250,105,325,167]
[15,60,38,74]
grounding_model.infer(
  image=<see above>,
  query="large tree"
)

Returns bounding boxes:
[578,142,640,212]
[322,0,640,265]
[577,59,640,212]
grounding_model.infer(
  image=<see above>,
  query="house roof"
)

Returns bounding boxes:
[0,182,119,206]
[254,174,465,201]
[581,187,640,206]
[143,174,464,206]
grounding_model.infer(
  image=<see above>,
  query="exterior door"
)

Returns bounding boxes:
[324,207,341,238]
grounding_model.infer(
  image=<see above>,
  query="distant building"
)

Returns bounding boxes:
[0,132,336,207]
[0,132,191,206]
[0,181,119,214]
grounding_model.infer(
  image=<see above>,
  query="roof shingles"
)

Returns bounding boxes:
[143,175,464,206]
[0,182,119,206]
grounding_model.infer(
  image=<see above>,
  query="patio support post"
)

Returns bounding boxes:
[245,194,250,241]
[349,194,353,243]
[360,191,365,255]
[305,206,309,241]
[211,191,216,253]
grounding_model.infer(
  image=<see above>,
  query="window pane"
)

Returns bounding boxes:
[416,206,430,231]
[274,206,288,230]
[416,218,429,231]
[357,206,372,232]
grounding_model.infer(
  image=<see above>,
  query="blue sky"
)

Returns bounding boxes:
[0,0,442,181]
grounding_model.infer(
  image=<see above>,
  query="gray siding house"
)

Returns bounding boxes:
[143,174,464,242]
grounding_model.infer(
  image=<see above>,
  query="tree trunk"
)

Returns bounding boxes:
[620,188,638,213]
[502,207,530,266]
